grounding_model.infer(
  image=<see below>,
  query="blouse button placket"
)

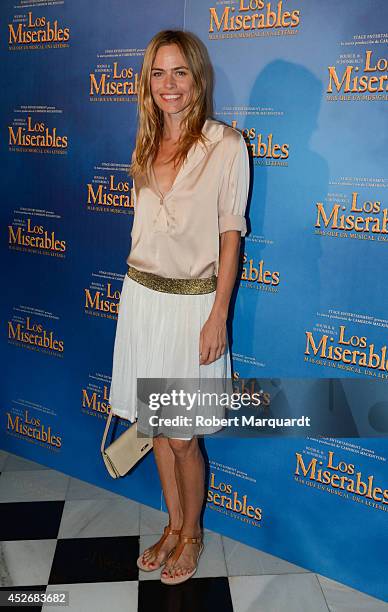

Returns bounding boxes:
[150,165,177,233]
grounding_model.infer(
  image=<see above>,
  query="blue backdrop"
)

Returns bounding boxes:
[2,0,388,602]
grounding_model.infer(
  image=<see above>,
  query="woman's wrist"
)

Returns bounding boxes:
[209,305,228,323]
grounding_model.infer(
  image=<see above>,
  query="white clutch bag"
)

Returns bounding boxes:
[100,410,153,478]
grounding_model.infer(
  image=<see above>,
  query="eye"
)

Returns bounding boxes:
[176,71,187,76]
[152,71,162,77]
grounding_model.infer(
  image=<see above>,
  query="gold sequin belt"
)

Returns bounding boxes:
[126,265,217,294]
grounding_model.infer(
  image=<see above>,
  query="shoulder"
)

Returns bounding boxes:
[212,119,245,144]
[223,124,245,146]
[203,118,245,150]
[214,122,247,165]
[210,121,247,167]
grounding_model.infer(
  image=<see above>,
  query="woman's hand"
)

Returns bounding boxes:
[199,312,227,365]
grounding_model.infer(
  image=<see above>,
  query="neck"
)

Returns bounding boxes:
[162,113,184,142]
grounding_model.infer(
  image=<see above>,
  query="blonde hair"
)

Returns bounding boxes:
[129,30,213,179]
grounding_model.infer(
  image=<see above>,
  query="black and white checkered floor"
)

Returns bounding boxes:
[0,450,387,612]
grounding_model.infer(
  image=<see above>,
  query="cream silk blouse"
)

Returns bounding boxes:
[126,117,250,279]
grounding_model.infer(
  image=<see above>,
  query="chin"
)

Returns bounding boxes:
[161,106,186,116]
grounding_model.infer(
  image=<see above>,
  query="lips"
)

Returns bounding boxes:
[160,94,182,101]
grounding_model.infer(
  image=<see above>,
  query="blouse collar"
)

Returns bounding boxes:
[200,117,224,146]
[147,117,225,197]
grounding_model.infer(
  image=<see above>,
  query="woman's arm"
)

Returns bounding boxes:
[199,230,241,365]
[199,129,249,365]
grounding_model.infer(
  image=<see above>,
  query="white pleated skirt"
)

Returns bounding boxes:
[108,273,231,438]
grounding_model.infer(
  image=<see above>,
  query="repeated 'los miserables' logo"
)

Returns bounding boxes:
[90,62,139,100]
[8,116,68,152]
[231,121,289,166]
[295,450,388,508]
[209,0,300,36]
[207,472,262,525]
[8,315,64,356]
[87,172,135,214]
[304,325,388,377]
[8,11,70,48]
[6,409,62,449]
[8,216,66,257]
[82,383,111,417]
[315,192,388,242]
[241,252,280,292]
[84,274,123,320]
[327,50,388,98]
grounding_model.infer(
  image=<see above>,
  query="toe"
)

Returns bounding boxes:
[142,553,156,568]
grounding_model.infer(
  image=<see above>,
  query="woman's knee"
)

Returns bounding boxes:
[152,435,170,450]
[168,437,197,459]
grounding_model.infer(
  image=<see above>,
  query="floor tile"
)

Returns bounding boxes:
[0,458,383,612]
[222,534,309,576]
[139,504,169,535]
[0,540,57,587]
[228,573,329,612]
[48,536,139,584]
[317,574,388,611]
[3,453,50,471]
[58,498,140,539]
[193,532,227,579]
[65,476,125,501]
[0,451,9,471]
[138,577,233,612]
[0,470,69,503]
[42,581,138,612]
[0,501,64,540]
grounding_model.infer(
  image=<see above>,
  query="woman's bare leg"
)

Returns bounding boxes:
[162,438,205,578]
[140,436,183,568]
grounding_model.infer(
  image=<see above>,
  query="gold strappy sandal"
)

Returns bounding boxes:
[137,524,181,572]
[160,532,204,585]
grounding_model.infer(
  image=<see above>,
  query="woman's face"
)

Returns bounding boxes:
[150,43,194,120]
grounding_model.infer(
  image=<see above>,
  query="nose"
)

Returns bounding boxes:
[164,72,177,88]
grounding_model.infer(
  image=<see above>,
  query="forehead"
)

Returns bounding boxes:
[152,43,187,67]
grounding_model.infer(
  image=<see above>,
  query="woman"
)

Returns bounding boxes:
[108,29,249,586]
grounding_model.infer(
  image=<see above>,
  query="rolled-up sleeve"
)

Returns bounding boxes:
[218,132,249,236]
